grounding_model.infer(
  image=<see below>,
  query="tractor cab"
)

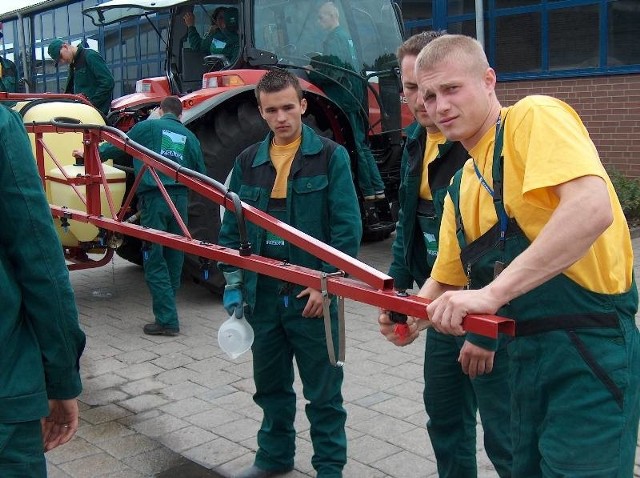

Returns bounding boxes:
[84,0,409,290]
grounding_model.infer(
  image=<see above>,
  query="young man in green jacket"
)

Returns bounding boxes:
[77,96,206,336]
[218,69,361,478]
[379,32,512,478]
[0,104,86,476]
[48,38,115,116]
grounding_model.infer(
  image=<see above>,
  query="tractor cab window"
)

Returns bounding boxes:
[253,0,402,75]
[175,1,240,91]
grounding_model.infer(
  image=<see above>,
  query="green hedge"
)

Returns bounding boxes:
[608,169,640,221]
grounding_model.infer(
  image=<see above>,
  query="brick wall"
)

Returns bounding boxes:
[495,74,640,178]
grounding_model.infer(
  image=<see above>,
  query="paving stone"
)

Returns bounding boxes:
[120,377,167,395]
[132,413,190,438]
[45,438,102,465]
[115,349,160,364]
[57,452,127,477]
[160,396,213,418]
[160,381,210,401]
[118,393,169,413]
[152,351,195,370]
[76,420,135,443]
[97,433,161,459]
[157,425,218,452]
[115,362,166,381]
[122,446,189,475]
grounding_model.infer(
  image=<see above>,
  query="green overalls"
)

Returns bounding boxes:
[448,119,640,477]
[0,56,18,93]
[390,124,512,477]
[309,26,384,197]
[64,46,114,116]
[218,126,361,477]
[99,113,205,330]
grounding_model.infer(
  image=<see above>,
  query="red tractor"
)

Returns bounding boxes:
[84,0,413,292]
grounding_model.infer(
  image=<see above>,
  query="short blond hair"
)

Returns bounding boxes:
[415,34,489,76]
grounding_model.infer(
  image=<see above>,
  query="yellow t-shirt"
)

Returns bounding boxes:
[419,131,447,200]
[269,136,301,199]
[432,95,633,294]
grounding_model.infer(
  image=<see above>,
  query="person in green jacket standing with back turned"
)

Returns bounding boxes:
[0,103,85,477]
[76,96,206,336]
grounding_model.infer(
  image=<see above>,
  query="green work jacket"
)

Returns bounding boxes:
[308,26,363,113]
[388,122,468,289]
[187,26,228,54]
[64,46,115,116]
[0,105,85,423]
[99,113,206,196]
[0,56,18,93]
[218,124,362,310]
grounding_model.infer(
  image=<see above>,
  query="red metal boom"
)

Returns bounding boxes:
[24,116,514,339]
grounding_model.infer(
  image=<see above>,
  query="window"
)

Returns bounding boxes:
[399,0,640,79]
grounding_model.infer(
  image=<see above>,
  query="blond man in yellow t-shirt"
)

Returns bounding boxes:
[389,33,640,477]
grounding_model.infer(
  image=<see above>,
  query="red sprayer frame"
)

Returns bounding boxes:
[23,114,514,339]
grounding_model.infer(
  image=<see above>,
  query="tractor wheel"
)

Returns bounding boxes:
[183,98,270,294]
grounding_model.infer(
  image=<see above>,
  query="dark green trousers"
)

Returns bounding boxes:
[248,277,346,478]
[0,421,46,478]
[345,111,385,197]
[139,190,188,329]
[424,329,512,477]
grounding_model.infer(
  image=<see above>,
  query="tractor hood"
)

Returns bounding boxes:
[83,0,192,26]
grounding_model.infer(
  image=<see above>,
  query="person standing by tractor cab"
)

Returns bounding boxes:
[0,55,18,93]
[415,34,640,477]
[75,96,206,337]
[47,38,114,117]
[309,1,392,231]
[0,31,19,93]
[378,32,512,478]
[0,103,86,476]
[218,69,361,478]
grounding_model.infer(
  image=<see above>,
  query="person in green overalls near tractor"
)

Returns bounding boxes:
[309,1,393,232]
[400,33,639,477]
[379,32,512,478]
[47,38,115,117]
[218,69,361,478]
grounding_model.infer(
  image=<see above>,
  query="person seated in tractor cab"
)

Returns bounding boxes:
[183,6,227,54]
[208,7,240,65]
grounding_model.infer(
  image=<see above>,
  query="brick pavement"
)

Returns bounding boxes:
[45,236,640,478]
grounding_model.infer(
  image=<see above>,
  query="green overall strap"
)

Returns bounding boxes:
[453,115,508,251]
[491,116,509,247]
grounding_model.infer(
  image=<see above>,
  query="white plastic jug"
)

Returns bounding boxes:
[218,308,254,359]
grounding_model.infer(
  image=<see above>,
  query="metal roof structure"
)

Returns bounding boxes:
[0,0,68,21]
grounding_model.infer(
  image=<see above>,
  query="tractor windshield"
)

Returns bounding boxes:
[253,0,403,73]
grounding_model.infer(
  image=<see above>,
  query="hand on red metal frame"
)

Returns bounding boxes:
[41,398,79,452]
[297,287,324,318]
[378,309,423,346]
[458,341,495,379]
[71,148,84,159]
[426,288,502,336]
